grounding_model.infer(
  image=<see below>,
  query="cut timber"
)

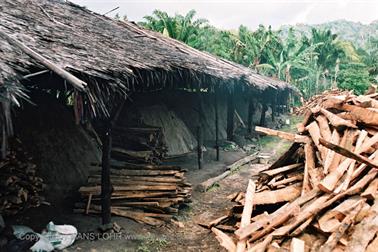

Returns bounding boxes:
[249,203,300,242]
[290,238,305,252]
[361,178,378,199]
[319,202,363,252]
[342,103,378,126]
[316,115,332,141]
[320,108,357,128]
[306,121,327,161]
[303,143,314,195]
[227,152,258,170]
[0,29,87,91]
[261,163,303,177]
[323,130,341,174]
[319,138,378,169]
[345,200,378,252]
[255,126,310,143]
[354,95,378,109]
[252,184,301,205]
[366,235,378,252]
[318,196,365,233]
[197,170,230,192]
[236,180,255,252]
[211,227,236,252]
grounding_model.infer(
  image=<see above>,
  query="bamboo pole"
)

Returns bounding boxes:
[0,29,87,91]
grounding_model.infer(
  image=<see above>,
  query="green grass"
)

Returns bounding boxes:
[258,115,303,158]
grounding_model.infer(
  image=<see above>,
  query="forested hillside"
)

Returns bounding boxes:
[281,19,378,49]
[130,10,378,99]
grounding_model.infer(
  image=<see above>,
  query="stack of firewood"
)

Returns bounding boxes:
[207,90,378,251]
[75,162,192,225]
[0,139,45,216]
[112,126,168,164]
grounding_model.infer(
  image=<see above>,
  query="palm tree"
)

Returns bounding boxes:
[140,9,208,45]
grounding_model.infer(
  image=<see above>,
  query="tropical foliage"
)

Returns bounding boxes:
[137,10,377,98]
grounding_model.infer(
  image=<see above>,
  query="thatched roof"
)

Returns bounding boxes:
[0,0,292,117]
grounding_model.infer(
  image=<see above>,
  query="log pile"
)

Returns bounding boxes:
[75,163,192,226]
[207,90,378,251]
[0,139,45,216]
[112,126,168,164]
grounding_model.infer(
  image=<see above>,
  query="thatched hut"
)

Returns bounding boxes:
[0,0,293,224]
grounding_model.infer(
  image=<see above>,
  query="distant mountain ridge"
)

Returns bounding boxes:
[280,19,378,48]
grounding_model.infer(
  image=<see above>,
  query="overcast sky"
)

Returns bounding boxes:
[71,0,378,30]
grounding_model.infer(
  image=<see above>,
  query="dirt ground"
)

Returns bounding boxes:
[6,116,296,252]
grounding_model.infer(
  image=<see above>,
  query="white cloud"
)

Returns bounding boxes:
[71,0,378,29]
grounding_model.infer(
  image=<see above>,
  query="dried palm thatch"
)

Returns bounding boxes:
[0,0,292,118]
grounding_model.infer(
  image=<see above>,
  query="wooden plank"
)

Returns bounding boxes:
[236,180,256,252]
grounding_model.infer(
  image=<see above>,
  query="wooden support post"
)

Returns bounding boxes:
[214,88,220,161]
[101,121,112,225]
[197,87,204,169]
[100,100,125,226]
[247,95,255,134]
[260,102,268,126]
[271,91,277,122]
[197,126,203,169]
[227,87,235,141]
